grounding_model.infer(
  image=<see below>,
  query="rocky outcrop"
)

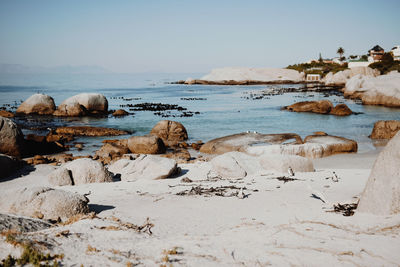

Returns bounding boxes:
[24,134,66,157]
[55,126,129,137]
[94,142,130,164]
[112,109,129,116]
[150,120,188,146]
[259,154,314,173]
[0,116,24,157]
[0,110,14,118]
[0,187,90,221]
[0,154,24,179]
[16,94,56,115]
[370,120,400,139]
[108,155,178,181]
[161,148,191,163]
[357,131,400,215]
[54,93,108,116]
[210,152,248,179]
[285,100,333,114]
[0,213,52,232]
[200,132,302,155]
[329,104,353,116]
[127,135,166,154]
[49,158,113,186]
[323,66,379,85]
[344,72,400,108]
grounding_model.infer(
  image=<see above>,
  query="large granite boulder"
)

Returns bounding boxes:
[0,187,90,221]
[150,120,188,146]
[370,120,400,139]
[127,135,166,154]
[54,93,108,116]
[323,66,379,85]
[285,100,333,114]
[259,154,314,173]
[357,131,400,215]
[94,142,130,164]
[16,94,56,115]
[108,155,177,181]
[49,158,113,186]
[0,154,24,179]
[0,116,24,157]
[200,132,302,155]
[0,110,14,118]
[329,104,353,116]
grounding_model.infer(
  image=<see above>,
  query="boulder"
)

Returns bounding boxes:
[0,110,14,118]
[357,131,400,215]
[323,66,379,85]
[94,142,130,164]
[210,152,248,179]
[0,154,23,179]
[150,120,188,146]
[329,104,352,116]
[200,132,302,155]
[53,102,87,117]
[285,100,333,114]
[16,94,56,115]
[161,148,191,163]
[48,167,73,186]
[55,93,108,116]
[259,154,314,173]
[108,155,178,181]
[55,126,129,137]
[0,187,90,221]
[60,158,113,185]
[112,109,129,116]
[127,135,166,154]
[23,134,66,157]
[370,120,400,139]
[0,116,24,157]
[0,213,52,232]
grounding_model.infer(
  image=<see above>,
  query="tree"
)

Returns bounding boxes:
[337,47,345,60]
[318,53,323,63]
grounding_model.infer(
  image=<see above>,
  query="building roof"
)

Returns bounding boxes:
[369,45,384,52]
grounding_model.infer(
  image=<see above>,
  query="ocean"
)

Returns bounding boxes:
[1,72,399,155]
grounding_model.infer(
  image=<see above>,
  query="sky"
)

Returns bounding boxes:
[0,0,399,73]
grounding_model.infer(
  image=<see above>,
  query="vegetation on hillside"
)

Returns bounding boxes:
[286,61,348,77]
[369,52,400,74]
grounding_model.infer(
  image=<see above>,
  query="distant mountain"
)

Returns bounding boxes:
[0,64,111,74]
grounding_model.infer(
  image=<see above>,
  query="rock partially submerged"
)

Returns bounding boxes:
[112,109,129,116]
[54,93,108,116]
[49,158,112,186]
[0,187,90,221]
[150,120,188,146]
[16,93,56,115]
[0,110,14,118]
[55,126,129,137]
[370,120,400,139]
[357,131,400,215]
[0,116,25,157]
[108,155,178,181]
[200,132,302,155]
[285,100,352,116]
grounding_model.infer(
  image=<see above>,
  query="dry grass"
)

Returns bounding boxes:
[86,245,101,254]
[60,212,97,226]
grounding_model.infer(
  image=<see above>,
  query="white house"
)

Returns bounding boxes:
[391,45,400,61]
[306,74,321,82]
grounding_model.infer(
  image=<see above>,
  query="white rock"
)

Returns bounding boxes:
[63,158,113,185]
[48,167,73,186]
[0,187,89,221]
[259,154,314,173]
[59,93,108,113]
[357,131,400,215]
[16,93,56,115]
[108,155,177,181]
[323,67,379,85]
[201,67,304,82]
[210,151,261,179]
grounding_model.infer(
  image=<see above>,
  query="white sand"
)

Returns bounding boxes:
[1,150,400,266]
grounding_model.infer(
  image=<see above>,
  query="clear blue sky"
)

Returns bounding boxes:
[0,0,399,73]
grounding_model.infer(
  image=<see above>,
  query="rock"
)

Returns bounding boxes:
[55,93,108,116]
[150,120,188,146]
[108,155,178,181]
[161,148,191,163]
[313,131,328,136]
[127,135,166,154]
[200,132,302,155]
[0,110,14,118]
[26,155,51,165]
[323,67,379,85]
[0,213,52,232]
[259,154,314,173]
[0,187,90,221]
[48,167,73,186]
[0,154,24,179]
[55,126,129,136]
[285,100,333,114]
[23,134,66,157]
[210,152,248,179]
[344,72,400,108]
[113,109,129,116]
[16,94,56,115]
[94,142,130,164]
[357,131,400,215]
[370,120,400,139]
[0,116,24,157]
[329,104,352,116]
[61,158,113,185]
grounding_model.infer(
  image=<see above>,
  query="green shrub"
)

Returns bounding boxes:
[286,62,348,77]
[369,53,400,74]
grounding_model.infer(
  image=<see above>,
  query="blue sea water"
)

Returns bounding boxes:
[1,73,400,154]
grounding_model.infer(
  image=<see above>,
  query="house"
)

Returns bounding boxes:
[391,45,400,61]
[369,45,385,61]
[306,74,321,82]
